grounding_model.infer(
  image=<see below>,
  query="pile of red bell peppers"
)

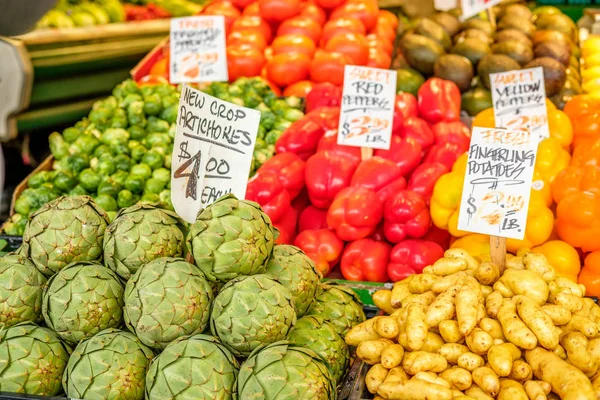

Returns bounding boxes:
[246,77,468,282]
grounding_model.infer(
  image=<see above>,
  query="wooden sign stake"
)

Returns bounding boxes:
[361,147,373,160]
[487,6,496,30]
[490,235,506,273]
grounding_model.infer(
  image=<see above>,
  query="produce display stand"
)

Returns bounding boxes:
[0,19,170,142]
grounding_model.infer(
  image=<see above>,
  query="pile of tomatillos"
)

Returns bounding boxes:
[0,194,365,399]
[347,249,600,399]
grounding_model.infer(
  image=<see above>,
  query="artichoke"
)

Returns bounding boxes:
[103,203,186,280]
[124,257,213,349]
[0,253,47,328]
[0,323,71,396]
[287,316,350,383]
[306,283,366,336]
[146,334,239,400]
[265,245,321,317]
[20,195,110,276]
[210,274,296,357]
[237,341,337,399]
[63,329,154,400]
[42,261,124,344]
[186,194,276,282]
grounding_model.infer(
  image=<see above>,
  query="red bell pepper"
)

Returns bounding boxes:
[274,206,299,245]
[424,142,467,170]
[401,117,435,150]
[408,162,449,203]
[276,116,326,160]
[391,104,405,136]
[305,83,342,113]
[431,121,471,149]
[377,177,408,204]
[383,190,430,243]
[350,157,407,203]
[246,170,291,223]
[371,223,386,241]
[307,106,341,130]
[422,224,451,250]
[374,136,422,177]
[317,130,361,162]
[294,229,344,276]
[298,205,328,233]
[341,239,391,282]
[305,150,359,209]
[395,92,418,120]
[388,239,445,282]
[327,186,383,241]
[417,78,461,124]
[260,152,305,200]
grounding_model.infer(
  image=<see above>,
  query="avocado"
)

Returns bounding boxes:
[454,29,493,45]
[462,88,493,116]
[414,18,452,51]
[494,29,533,48]
[501,3,533,20]
[524,57,567,96]
[451,38,490,67]
[434,54,474,92]
[432,12,461,37]
[498,17,536,38]
[532,30,574,51]
[400,33,446,75]
[477,54,522,89]
[461,19,495,36]
[491,40,534,66]
[533,6,561,16]
[534,14,577,41]
[396,68,426,96]
[533,42,571,67]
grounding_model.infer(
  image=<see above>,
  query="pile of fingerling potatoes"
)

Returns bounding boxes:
[345,248,600,400]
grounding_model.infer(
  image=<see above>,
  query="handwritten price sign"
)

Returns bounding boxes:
[490,67,549,140]
[338,65,396,150]
[170,16,228,84]
[171,85,260,223]
[457,127,539,240]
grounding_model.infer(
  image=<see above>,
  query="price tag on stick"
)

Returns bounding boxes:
[338,65,397,154]
[170,16,228,84]
[490,67,549,140]
[171,85,260,223]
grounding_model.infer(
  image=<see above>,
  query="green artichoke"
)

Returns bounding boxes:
[186,194,276,282]
[0,323,71,396]
[265,245,321,317]
[20,195,110,276]
[287,316,350,383]
[0,253,47,328]
[42,261,124,344]
[306,283,366,337]
[63,329,154,400]
[103,203,186,280]
[210,274,296,357]
[237,342,337,399]
[124,258,213,349]
[146,334,239,400]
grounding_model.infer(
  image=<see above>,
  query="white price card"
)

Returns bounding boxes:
[169,16,228,84]
[435,0,458,11]
[457,127,539,240]
[460,0,501,20]
[490,67,549,140]
[171,85,260,223]
[337,65,397,150]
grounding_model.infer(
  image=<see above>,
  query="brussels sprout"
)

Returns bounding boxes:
[71,134,101,155]
[14,189,37,216]
[142,151,164,170]
[284,108,304,122]
[130,164,152,180]
[91,155,116,177]
[114,154,132,172]
[128,101,146,127]
[110,109,128,129]
[273,119,292,132]
[62,127,80,143]
[110,142,129,156]
[95,194,118,212]
[97,178,122,198]
[113,80,140,98]
[68,185,88,196]
[160,105,178,124]
[49,132,69,160]
[140,193,160,203]
[159,189,173,210]
[117,190,136,208]
[130,145,147,162]
[145,178,165,195]
[3,214,27,236]
[122,93,143,108]
[162,96,179,109]
[144,133,170,149]
[79,169,102,192]
[167,124,176,140]
[53,171,78,192]
[146,117,170,133]
[28,171,52,189]
[152,168,170,185]
[125,175,145,194]
[101,128,130,146]
[111,171,129,187]
[270,99,290,117]
[143,94,162,116]
[89,107,112,128]
[259,109,276,131]
[129,125,147,141]
[265,129,283,145]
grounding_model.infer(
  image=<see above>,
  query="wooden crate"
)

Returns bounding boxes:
[9,155,54,216]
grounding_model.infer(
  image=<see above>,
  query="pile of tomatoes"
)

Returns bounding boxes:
[145,0,398,95]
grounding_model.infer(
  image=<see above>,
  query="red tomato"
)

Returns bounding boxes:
[231,16,273,42]
[314,0,345,10]
[310,50,347,85]
[264,46,274,61]
[227,44,266,81]
[378,9,398,29]
[277,16,322,43]
[266,52,311,87]
[321,17,365,47]
[227,29,267,51]
[230,0,255,10]
[373,20,395,42]
[299,2,326,25]
[366,47,391,68]
[366,33,393,55]
[283,80,314,97]
[331,1,378,32]
[325,32,369,65]
[272,34,316,57]
[259,0,301,22]
[243,2,260,15]
[203,1,241,34]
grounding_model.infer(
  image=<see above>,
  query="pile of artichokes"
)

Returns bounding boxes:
[0,194,365,399]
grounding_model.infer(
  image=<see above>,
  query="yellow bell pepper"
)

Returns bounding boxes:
[535,138,571,183]
[506,192,554,253]
[532,240,581,282]
[450,234,490,259]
